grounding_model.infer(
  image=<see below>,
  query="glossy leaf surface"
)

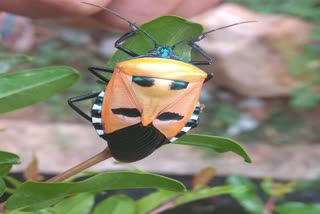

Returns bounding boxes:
[175,134,252,163]
[7,171,185,211]
[0,66,80,113]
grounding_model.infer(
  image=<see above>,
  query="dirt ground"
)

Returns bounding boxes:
[1,106,320,180]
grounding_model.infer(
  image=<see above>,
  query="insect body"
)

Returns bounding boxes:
[92,58,206,161]
[69,2,254,162]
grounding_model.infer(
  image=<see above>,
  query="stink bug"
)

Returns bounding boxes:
[69,2,254,162]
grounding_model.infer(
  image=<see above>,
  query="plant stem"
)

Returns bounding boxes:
[149,201,176,214]
[263,196,276,214]
[47,147,112,182]
[0,202,6,212]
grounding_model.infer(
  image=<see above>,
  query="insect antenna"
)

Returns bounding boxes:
[172,21,257,48]
[81,2,159,46]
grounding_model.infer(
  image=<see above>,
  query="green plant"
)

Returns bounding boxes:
[227,176,320,214]
[1,162,248,213]
[0,54,80,113]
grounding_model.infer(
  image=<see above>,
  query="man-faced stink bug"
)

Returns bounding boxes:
[68,2,254,162]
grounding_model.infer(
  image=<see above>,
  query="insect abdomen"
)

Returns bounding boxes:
[105,124,169,162]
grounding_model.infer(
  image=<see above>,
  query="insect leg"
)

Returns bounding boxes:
[115,24,140,57]
[68,92,101,122]
[88,66,113,83]
[188,41,213,65]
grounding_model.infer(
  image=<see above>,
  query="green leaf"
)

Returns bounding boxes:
[0,66,80,113]
[174,134,252,163]
[20,198,65,213]
[136,190,180,214]
[6,171,186,211]
[226,176,264,214]
[275,202,320,214]
[4,176,23,188]
[0,151,20,165]
[0,55,32,73]
[136,185,241,214]
[93,194,136,214]
[0,164,12,176]
[2,211,47,214]
[50,193,94,214]
[107,15,203,68]
[0,148,20,176]
[175,185,244,207]
[0,177,5,197]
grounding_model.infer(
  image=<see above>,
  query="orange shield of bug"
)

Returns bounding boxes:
[101,57,207,139]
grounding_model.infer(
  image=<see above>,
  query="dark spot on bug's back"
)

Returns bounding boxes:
[171,80,189,90]
[157,112,184,121]
[132,76,154,87]
[112,108,141,117]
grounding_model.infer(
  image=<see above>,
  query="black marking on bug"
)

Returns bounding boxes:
[91,109,101,118]
[132,76,155,87]
[194,105,201,114]
[186,119,198,128]
[95,95,103,105]
[93,123,104,130]
[157,112,184,121]
[112,108,141,117]
[170,80,189,90]
[176,131,187,138]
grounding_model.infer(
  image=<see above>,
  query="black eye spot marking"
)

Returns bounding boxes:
[157,112,184,121]
[132,76,155,87]
[112,108,141,117]
[170,80,189,90]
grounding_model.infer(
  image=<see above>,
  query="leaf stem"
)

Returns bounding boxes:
[263,196,276,214]
[47,147,112,182]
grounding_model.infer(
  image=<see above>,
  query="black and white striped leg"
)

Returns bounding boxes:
[88,66,113,83]
[68,92,101,122]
